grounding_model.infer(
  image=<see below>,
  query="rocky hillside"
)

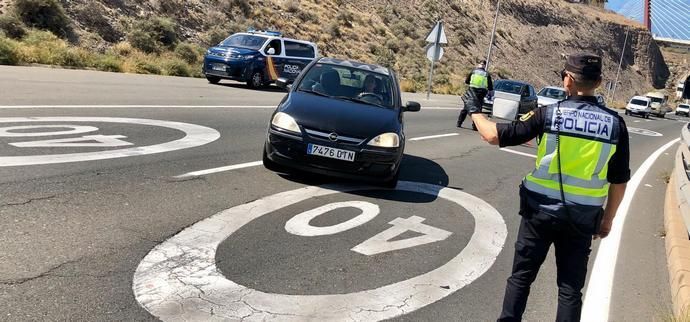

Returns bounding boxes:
[0,0,673,100]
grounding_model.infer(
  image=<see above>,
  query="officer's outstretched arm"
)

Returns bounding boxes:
[462,90,499,145]
[471,114,499,145]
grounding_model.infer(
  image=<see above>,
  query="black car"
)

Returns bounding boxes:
[263,57,421,186]
[483,79,538,117]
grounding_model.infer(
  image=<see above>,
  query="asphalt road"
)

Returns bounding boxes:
[0,66,685,321]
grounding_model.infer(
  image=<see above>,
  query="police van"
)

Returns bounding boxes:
[202,30,318,88]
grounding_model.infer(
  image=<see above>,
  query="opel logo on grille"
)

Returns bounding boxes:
[328,133,339,142]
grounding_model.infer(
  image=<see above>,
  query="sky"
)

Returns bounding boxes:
[605,0,690,40]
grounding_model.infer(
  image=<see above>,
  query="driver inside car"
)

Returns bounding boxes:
[359,75,387,105]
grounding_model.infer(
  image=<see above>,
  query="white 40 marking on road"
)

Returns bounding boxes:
[0,117,220,166]
[133,181,507,321]
[284,201,452,256]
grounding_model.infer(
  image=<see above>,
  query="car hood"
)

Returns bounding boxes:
[280,92,400,139]
[537,96,560,106]
[207,46,258,57]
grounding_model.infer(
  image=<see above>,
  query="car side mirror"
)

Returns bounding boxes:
[276,77,292,91]
[266,47,276,55]
[404,101,421,112]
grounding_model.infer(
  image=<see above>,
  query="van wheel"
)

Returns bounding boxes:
[206,76,221,84]
[248,71,264,89]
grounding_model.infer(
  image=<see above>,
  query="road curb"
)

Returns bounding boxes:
[665,125,690,317]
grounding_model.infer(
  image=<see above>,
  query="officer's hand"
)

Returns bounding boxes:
[462,90,483,114]
[594,218,613,239]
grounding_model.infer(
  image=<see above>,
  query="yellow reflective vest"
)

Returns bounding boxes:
[523,102,621,207]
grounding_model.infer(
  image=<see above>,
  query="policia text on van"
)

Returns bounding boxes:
[463,53,630,321]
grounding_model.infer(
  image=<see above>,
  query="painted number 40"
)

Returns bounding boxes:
[284,201,452,256]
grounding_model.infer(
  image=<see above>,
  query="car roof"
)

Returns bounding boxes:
[316,57,390,76]
[631,96,651,101]
[540,86,565,91]
[496,79,530,86]
[234,32,316,46]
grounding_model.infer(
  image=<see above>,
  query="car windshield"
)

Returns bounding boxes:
[680,104,690,109]
[219,34,268,50]
[494,81,524,95]
[537,88,566,100]
[296,63,396,109]
[648,96,663,103]
[631,99,648,106]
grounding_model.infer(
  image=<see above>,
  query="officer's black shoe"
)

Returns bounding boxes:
[456,122,462,128]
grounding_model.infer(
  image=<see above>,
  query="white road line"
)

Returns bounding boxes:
[500,148,537,159]
[581,138,680,321]
[409,133,459,141]
[0,105,276,109]
[175,161,263,178]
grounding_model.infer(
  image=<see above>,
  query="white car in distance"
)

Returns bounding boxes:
[676,103,690,117]
[537,86,567,108]
[625,96,652,118]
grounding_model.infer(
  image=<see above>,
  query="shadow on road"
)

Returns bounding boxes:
[272,154,449,204]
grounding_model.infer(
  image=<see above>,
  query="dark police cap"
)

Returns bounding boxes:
[565,53,602,80]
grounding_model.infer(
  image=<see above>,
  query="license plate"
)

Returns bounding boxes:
[211,64,226,71]
[307,144,355,162]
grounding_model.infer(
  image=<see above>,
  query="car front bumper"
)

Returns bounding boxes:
[202,57,249,80]
[265,129,401,182]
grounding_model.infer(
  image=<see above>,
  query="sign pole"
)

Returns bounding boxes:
[427,21,443,100]
[485,0,501,71]
[609,28,629,105]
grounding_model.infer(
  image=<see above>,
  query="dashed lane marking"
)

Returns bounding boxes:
[409,133,459,141]
[500,148,537,159]
[175,161,263,178]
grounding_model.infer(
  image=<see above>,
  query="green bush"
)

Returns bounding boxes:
[13,0,71,38]
[174,42,202,64]
[162,58,191,77]
[0,36,20,65]
[94,55,123,72]
[132,59,162,74]
[129,17,178,53]
[0,14,27,39]
[22,29,60,46]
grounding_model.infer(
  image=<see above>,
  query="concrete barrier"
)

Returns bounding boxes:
[665,124,690,316]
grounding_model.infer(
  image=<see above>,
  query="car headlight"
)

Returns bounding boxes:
[368,133,400,148]
[271,112,301,134]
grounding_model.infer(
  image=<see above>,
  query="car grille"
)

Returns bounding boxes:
[304,128,365,146]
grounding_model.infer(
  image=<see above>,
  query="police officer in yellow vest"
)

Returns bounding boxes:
[458,60,493,130]
[462,53,630,321]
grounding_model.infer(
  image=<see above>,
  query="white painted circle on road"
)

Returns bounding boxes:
[627,127,663,137]
[0,125,99,137]
[132,181,507,321]
[0,117,220,166]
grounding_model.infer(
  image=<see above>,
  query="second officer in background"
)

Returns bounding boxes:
[457,60,493,130]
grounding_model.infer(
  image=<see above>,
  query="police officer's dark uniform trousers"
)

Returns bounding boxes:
[492,56,630,321]
[458,67,493,129]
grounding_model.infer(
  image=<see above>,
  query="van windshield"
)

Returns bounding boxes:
[220,34,268,50]
[648,96,663,104]
[631,99,648,106]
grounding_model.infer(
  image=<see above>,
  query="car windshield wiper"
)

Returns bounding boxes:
[333,96,388,109]
[297,89,331,98]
